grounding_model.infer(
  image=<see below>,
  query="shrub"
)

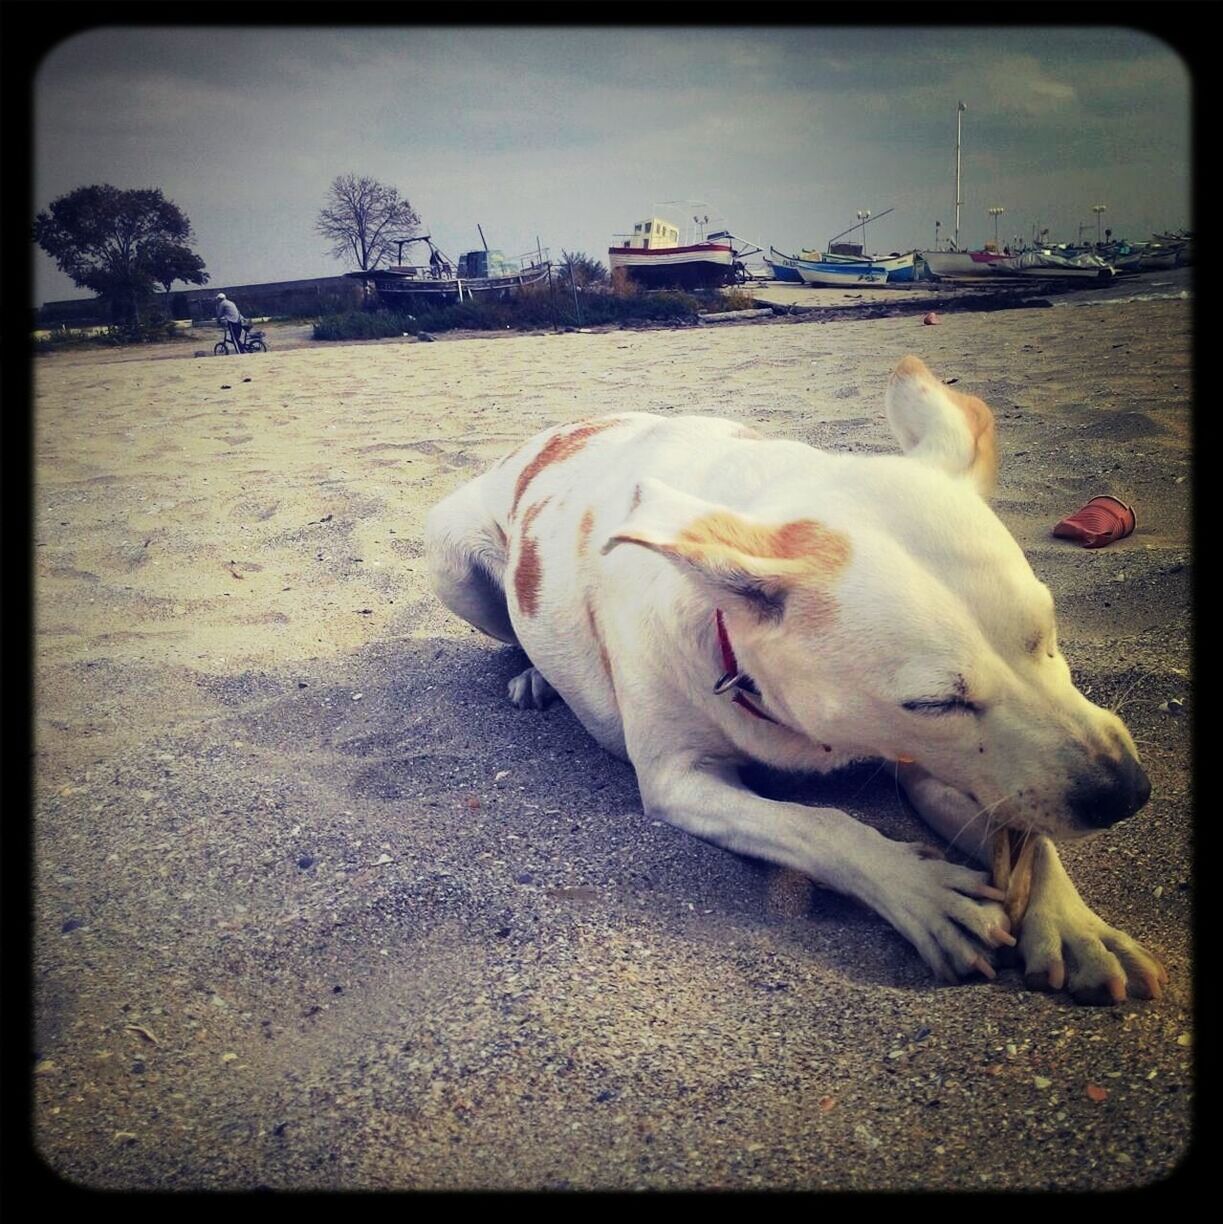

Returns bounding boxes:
[719,287,759,311]
[313,310,421,340]
[32,317,183,352]
[312,287,704,341]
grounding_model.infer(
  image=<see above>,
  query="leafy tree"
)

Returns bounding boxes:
[559,250,608,289]
[142,238,209,296]
[33,185,209,324]
[316,174,421,271]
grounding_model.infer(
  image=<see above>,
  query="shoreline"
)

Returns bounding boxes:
[31,267,1191,366]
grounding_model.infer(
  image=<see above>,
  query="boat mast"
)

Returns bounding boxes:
[954,101,966,251]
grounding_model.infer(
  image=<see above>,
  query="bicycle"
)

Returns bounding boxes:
[214,321,268,356]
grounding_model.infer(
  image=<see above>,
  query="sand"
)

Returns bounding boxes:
[32,285,1192,1190]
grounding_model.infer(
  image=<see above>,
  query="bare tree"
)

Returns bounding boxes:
[316,174,421,271]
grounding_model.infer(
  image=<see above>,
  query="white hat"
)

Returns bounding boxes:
[216,292,226,300]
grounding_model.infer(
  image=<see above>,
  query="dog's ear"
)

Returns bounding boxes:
[602,478,850,622]
[885,355,997,497]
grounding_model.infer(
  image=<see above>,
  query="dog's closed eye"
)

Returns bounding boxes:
[902,696,981,715]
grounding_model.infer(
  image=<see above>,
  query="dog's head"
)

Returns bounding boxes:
[607,355,1149,840]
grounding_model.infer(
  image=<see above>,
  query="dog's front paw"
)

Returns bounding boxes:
[874,842,1015,984]
[1018,838,1167,1005]
[507,665,557,710]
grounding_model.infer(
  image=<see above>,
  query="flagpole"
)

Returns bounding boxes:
[954,101,967,251]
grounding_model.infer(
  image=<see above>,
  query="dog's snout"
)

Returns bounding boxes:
[1068,755,1151,829]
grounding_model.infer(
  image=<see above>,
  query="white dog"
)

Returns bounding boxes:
[425,355,1166,1003]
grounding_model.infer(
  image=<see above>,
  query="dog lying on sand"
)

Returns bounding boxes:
[425,355,1166,1004]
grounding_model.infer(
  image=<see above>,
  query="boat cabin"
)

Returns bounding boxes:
[457,249,520,278]
[618,217,681,251]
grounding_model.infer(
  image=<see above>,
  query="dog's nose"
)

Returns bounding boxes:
[1068,755,1151,829]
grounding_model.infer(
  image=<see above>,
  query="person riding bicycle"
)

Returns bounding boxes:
[215,293,245,352]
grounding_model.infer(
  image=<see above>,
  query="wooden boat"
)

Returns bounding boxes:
[765,248,805,282]
[986,250,1115,279]
[769,246,892,286]
[1139,247,1181,271]
[609,215,737,288]
[347,235,552,304]
[921,249,1010,279]
[806,248,919,283]
[795,262,889,288]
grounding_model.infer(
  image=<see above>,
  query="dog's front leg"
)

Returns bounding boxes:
[637,751,1011,983]
[1018,837,1168,1004]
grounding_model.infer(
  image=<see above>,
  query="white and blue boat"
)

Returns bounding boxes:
[767,246,916,285]
[816,249,919,283]
[795,261,889,288]
[765,247,805,282]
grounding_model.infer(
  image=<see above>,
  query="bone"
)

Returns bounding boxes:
[992,829,1038,928]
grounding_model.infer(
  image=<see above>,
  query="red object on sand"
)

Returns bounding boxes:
[1052,496,1136,549]
[922,312,940,325]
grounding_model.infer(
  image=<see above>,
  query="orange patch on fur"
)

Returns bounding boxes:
[511,419,623,517]
[945,385,998,491]
[679,512,851,576]
[496,438,529,468]
[512,498,552,617]
[894,356,997,491]
[577,508,595,557]
[585,598,614,683]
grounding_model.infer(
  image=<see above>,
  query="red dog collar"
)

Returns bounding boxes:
[713,609,779,724]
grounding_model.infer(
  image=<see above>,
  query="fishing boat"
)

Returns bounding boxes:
[767,246,893,286]
[795,262,889,288]
[985,249,1115,280]
[1138,245,1182,271]
[764,247,804,282]
[609,215,739,288]
[347,234,552,305]
[919,102,1009,280]
[919,249,1010,279]
[806,248,919,283]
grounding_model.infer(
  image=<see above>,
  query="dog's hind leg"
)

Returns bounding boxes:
[424,478,518,645]
[507,666,557,710]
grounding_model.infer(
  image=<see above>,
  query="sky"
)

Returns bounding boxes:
[31,24,1193,305]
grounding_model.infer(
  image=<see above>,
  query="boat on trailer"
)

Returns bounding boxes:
[347,235,552,305]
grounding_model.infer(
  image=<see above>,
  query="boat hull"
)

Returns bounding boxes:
[921,250,1009,278]
[608,243,735,289]
[795,263,889,288]
[348,262,552,303]
[764,255,803,283]
[986,251,1115,280]
[813,250,919,282]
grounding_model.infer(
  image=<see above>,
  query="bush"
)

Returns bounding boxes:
[312,286,705,341]
[719,287,759,311]
[313,310,421,341]
[32,316,183,352]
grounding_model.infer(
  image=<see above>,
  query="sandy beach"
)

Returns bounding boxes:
[32,287,1192,1190]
